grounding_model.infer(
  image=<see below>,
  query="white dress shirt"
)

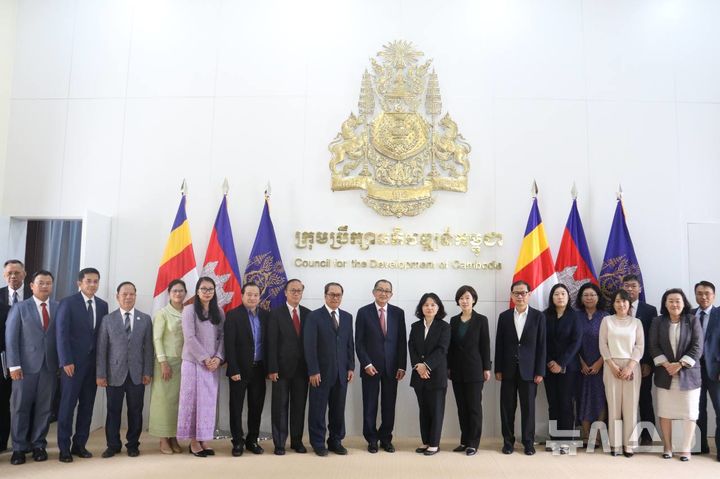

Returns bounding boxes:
[120,308,135,332]
[513,307,528,339]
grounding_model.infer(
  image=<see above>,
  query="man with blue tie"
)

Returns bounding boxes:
[304,282,355,456]
[693,280,720,460]
[355,279,407,453]
[5,270,58,465]
[96,282,153,458]
[55,268,109,462]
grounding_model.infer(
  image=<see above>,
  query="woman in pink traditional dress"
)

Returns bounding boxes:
[176,277,225,457]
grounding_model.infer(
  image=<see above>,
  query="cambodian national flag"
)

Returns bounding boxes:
[244,198,288,312]
[152,194,199,315]
[555,199,598,305]
[512,198,558,311]
[599,199,645,303]
[202,196,242,312]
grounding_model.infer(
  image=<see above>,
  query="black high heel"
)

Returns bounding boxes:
[189,444,207,457]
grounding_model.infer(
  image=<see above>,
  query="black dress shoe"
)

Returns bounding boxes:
[501,444,513,454]
[610,450,620,457]
[368,442,378,453]
[102,447,122,458]
[71,446,93,458]
[453,444,467,452]
[32,448,48,462]
[314,447,328,457]
[246,442,264,454]
[380,441,395,453]
[466,448,477,456]
[623,451,634,458]
[328,443,347,455]
[274,447,285,456]
[231,445,243,457]
[127,448,140,457]
[10,451,26,465]
[415,446,428,454]
[59,451,73,463]
[424,448,439,456]
[680,455,689,462]
[692,447,710,455]
[202,448,215,456]
[524,445,536,456]
[291,443,307,454]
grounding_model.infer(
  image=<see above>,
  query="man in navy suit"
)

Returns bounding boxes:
[5,270,58,465]
[355,279,407,453]
[622,274,658,445]
[693,280,720,459]
[494,280,546,456]
[0,260,31,307]
[55,268,109,462]
[304,282,355,456]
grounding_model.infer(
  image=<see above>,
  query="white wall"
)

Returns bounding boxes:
[2,0,720,439]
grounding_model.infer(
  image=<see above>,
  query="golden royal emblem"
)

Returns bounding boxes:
[329,40,471,217]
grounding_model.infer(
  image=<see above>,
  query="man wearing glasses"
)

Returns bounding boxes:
[355,279,407,454]
[304,282,355,456]
[266,279,311,455]
[494,280,546,456]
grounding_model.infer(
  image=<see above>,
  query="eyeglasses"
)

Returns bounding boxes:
[325,293,342,298]
[374,288,392,294]
[199,287,215,294]
[287,288,304,294]
[511,291,529,297]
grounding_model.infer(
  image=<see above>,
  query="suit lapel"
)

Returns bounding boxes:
[462,316,479,349]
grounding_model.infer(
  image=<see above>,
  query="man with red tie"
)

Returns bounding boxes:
[5,271,58,465]
[266,279,311,455]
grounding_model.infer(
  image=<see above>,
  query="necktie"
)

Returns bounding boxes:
[12,291,18,305]
[628,305,634,317]
[379,307,387,336]
[124,312,131,336]
[700,310,707,328]
[292,308,301,336]
[87,299,94,329]
[331,310,339,331]
[41,302,49,332]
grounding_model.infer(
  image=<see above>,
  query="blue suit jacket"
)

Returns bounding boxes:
[494,307,546,381]
[355,302,407,377]
[695,305,720,381]
[635,301,658,366]
[303,306,355,386]
[56,292,109,367]
[545,309,583,372]
[5,297,59,374]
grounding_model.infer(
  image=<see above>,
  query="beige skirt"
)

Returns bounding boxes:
[657,379,700,420]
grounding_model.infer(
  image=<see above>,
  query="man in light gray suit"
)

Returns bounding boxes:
[5,270,58,465]
[96,282,153,458]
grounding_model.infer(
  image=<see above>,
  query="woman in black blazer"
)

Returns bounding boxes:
[447,285,491,456]
[648,288,703,461]
[409,292,451,456]
[543,283,583,451]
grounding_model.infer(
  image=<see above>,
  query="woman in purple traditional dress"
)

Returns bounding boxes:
[575,282,608,444]
[176,277,225,457]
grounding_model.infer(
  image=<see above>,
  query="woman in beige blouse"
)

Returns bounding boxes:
[599,289,644,457]
[148,279,187,454]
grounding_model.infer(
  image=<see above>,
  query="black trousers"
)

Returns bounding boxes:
[57,359,98,453]
[545,372,577,440]
[414,386,446,448]
[105,374,144,450]
[0,374,11,451]
[451,380,483,448]
[361,373,398,444]
[308,377,347,449]
[698,364,720,454]
[638,369,655,439]
[500,367,538,447]
[270,372,307,449]
[228,366,266,446]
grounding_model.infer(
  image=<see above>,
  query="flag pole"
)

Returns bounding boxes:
[571,181,577,200]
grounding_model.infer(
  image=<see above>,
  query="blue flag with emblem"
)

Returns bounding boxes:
[599,198,646,303]
[244,197,288,311]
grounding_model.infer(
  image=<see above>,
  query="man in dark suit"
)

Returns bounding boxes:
[622,274,658,445]
[266,279,311,455]
[0,259,31,306]
[5,270,58,465]
[494,280,546,456]
[225,282,268,456]
[96,282,153,458]
[304,282,355,456]
[55,267,109,462]
[693,280,720,459]
[0,302,10,452]
[354,279,407,453]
